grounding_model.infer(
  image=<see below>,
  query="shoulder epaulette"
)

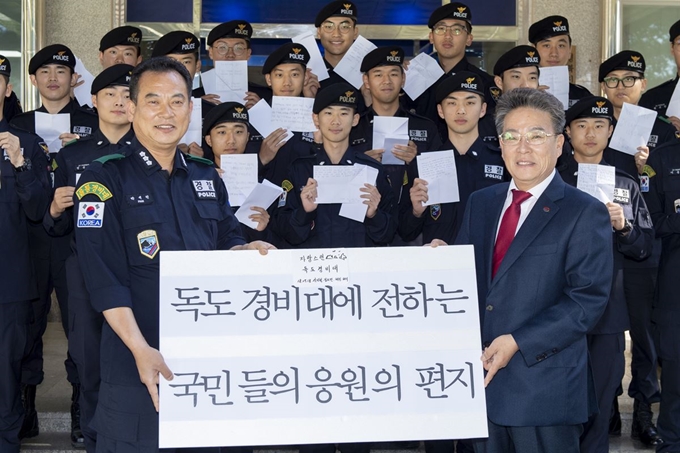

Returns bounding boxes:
[94,153,126,164]
[184,153,215,166]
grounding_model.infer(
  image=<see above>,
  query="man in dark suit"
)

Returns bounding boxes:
[446,88,613,452]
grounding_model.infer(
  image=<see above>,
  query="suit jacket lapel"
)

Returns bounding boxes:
[490,174,566,289]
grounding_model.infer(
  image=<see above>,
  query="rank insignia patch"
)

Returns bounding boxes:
[76,182,113,201]
[137,229,159,259]
[77,202,105,228]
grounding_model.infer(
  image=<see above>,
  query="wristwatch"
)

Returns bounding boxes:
[13,158,32,173]
[617,219,633,236]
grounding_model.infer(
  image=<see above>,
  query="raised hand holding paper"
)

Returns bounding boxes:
[220,154,258,207]
[417,150,459,206]
[576,163,615,203]
[333,35,377,89]
[403,53,445,100]
[609,103,657,155]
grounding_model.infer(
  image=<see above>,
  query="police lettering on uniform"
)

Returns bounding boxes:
[559,96,654,453]
[72,57,273,453]
[43,64,135,451]
[10,43,98,443]
[0,56,50,453]
[349,46,442,230]
[528,15,592,108]
[639,19,680,132]
[644,138,680,453]
[98,26,143,69]
[400,71,507,248]
[271,82,397,251]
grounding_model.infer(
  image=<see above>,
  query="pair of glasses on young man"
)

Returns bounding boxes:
[319,21,354,34]
[213,43,248,56]
[602,76,643,88]
[432,24,468,36]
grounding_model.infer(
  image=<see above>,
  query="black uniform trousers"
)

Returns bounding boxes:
[66,253,102,453]
[624,266,661,404]
[22,225,78,386]
[425,439,475,453]
[0,300,32,453]
[298,443,370,453]
[472,420,582,453]
[653,310,680,453]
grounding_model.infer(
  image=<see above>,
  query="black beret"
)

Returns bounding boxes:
[262,43,310,75]
[208,21,252,46]
[435,71,486,103]
[0,55,10,78]
[152,31,200,57]
[28,44,75,75]
[313,82,357,114]
[428,3,472,28]
[360,46,404,73]
[202,102,249,137]
[671,19,680,43]
[99,26,142,52]
[565,96,614,125]
[598,50,645,82]
[528,16,570,44]
[493,45,540,76]
[91,64,134,94]
[315,1,358,27]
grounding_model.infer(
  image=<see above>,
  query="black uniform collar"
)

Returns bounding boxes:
[363,104,409,122]
[130,138,189,176]
[37,98,82,115]
[314,145,357,166]
[434,55,474,77]
[443,135,497,160]
[0,118,8,132]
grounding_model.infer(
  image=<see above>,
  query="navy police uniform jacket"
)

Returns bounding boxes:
[0,118,50,303]
[44,128,136,238]
[11,98,99,144]
[73,138,245,386]
[558,155,654,334]
[350,106,443,203]
[399,137,507,245]
[271,145,397,248]
[639,75,679,118]
[259,132,316,188]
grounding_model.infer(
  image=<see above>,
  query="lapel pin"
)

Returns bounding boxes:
[543,206,550,212]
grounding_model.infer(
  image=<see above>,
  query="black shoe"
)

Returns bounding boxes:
[70,384,85,449]
[632,399,664,446]
[609,397,621,436]
[19,384,39,439]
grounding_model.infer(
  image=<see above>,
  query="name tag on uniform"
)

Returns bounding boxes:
[127,194,153,206]
[409,130,427,142]
[77,202,105,228]
[484,165,504,180]
[73,126,92,137]
[192,180,217,199]
[648,135,659,146]
[613,188,630,204]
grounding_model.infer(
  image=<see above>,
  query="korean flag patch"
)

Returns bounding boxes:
[192,180,217,200]
[77,202,105,228]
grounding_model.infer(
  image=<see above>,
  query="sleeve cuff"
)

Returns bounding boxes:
[90,285,133,313]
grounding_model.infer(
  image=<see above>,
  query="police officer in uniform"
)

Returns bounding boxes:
[404,3,496,140]
[528,15,592,108]
[271,82,397,252]
[0,55,50,453]
[401,72,506,249]
[10,44,98,442]
[43,64,135,452]
[152,30,215,160]
[98,26,143,69]
[492,45,541,94]
[644,138,680,453]
[349,46,442,224]
[203,101,273,243]
[1,54,22,122]
[558,96,654,453]
[73,57,272,452]
[639,19,680,132]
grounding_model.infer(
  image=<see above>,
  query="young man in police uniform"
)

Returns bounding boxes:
[558,96,654,453]
[349,46,441,224]
[0,55,50,453]
[401,72,506,250]
[639,19,680,132]
[406,3,495,136]
[73,57,273,452]
[528,15,591,108]
[43,64,135,452]
[98,26,143,69]
[599,50,675,446]
[644,136,680,453]
[10,43,98,442]
[493,45,541,95]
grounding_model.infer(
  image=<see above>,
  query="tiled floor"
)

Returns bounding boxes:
[21,323,660,452]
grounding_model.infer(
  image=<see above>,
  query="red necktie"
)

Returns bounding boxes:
[492,189,532,278]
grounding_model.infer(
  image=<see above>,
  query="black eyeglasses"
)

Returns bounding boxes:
[602,76,643,88]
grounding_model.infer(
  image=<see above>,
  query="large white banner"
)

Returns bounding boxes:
[159,246,487,448]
